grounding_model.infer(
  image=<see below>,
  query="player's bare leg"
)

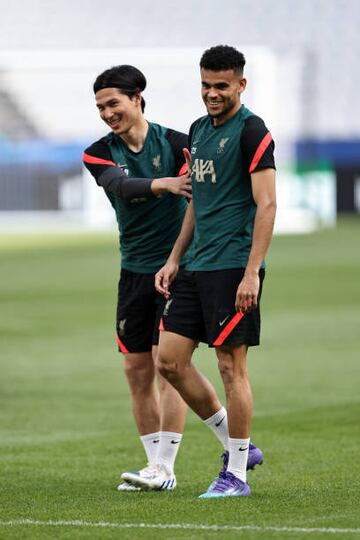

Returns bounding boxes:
[123,331,226,491]
[156,331,222,419]
[154,345,188,434]
[123,351,160,434]
[158,372,187,430]
[197,345,255,498]
[216,344,252,440]
[157,332,230,448]
[198,344,253,499]
[121,346,187,491]
[117,352,160,492]
[153,345,187,482]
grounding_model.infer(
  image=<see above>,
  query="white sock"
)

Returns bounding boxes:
[157,431,183,474]
[227,437,250,483]
[203,406,229,451]
[140,432,160,465]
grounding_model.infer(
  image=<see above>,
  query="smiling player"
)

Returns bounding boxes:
[153,45,276,498]
[83,65,191,491]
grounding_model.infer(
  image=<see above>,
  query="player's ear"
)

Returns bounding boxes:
[134,91,142,106]
[239,78,247,93]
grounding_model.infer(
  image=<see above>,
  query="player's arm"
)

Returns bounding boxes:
[235,117,277,312]
[83,139,191,200]
[151,174,191,199]
[155,198,195,298]
[83,140,154,200]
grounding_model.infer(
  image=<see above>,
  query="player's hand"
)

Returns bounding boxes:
[155,260,179,299]
[235,272,260,312]
[167,172,192,199]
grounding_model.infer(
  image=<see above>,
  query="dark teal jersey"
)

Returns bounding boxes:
[186,105,275,271]
[84,122,188,273]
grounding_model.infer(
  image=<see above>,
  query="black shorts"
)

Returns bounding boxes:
[116,268,165,353]
[161,268,265,347]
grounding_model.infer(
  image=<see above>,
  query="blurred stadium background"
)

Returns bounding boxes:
[0,0,359,232]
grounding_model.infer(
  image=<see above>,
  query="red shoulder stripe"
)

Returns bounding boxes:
[249,132,272,174]
[83,152,116,167]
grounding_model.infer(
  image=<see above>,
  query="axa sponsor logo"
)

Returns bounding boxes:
[192,158,217,183]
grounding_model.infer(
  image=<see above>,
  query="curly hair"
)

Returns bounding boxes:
[200,45,245,73]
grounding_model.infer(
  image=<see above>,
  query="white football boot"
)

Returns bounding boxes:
[117,480,141,492]
[121,463,176,491]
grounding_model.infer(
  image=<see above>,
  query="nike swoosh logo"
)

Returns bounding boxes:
[152,440,160,444]
[239,446,249,452]
[215,416,226,427]
[171,440,180,444]
[219,315,230,326]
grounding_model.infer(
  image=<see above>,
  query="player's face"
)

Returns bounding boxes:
[95,88,141,135]
[201,69,246,125]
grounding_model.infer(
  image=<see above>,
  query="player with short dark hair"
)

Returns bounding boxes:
[200,44,245,73]
[83,64,191,491]
[93,65,147,111]
[151,45,276,498]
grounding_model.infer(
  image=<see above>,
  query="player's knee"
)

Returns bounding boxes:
[217,346,248,382]
[218,355,236,382]
[219,359,249,391]
[123,359,154,389]
[156,354,181,382]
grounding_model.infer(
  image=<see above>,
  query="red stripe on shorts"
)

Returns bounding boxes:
[159,318,165,331]
[116,334,129,354]
[213,311,244,346]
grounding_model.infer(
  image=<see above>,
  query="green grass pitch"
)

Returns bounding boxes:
[0,217,360,539]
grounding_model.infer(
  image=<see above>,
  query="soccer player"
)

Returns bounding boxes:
[153,45,277,498]
[83,65,192,491]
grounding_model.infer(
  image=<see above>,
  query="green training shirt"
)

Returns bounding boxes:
[84,122,188,273]
[186,105,275,271]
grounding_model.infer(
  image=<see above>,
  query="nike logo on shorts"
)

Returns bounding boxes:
[219,315,230,326]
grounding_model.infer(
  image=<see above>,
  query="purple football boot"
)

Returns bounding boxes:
[247,442,264,470]
[207,442,263,492]
[220,442,263,475]
[199,471,251,498]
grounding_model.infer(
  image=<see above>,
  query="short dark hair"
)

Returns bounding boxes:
[93,65,147,112]
[200,45,245,74]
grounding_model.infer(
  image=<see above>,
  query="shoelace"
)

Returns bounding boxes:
[212,471,243,493]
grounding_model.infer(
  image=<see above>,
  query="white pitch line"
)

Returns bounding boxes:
[0,520,360,535]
